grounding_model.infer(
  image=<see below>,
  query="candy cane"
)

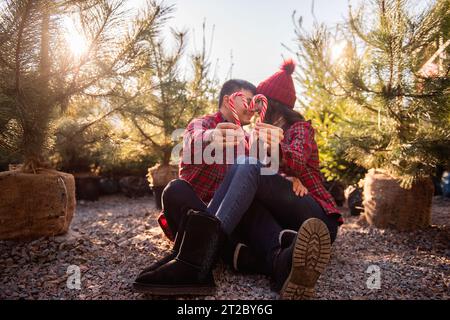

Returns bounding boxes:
[248,94,268,123]
[228,92,269,152]
[228,91,246,126]
[247,94,268,151]
[228,92,268,126]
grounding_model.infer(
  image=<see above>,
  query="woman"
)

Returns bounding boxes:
[134,60,343,299]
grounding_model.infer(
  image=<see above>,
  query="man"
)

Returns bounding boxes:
[164,79,255,233]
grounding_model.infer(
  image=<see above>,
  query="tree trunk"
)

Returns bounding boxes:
[362,169,434,231]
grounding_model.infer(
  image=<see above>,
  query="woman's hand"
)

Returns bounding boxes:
[283,175,308,197]
[254,122,284,155]
[254,122,284,150]
[292,177,308,197]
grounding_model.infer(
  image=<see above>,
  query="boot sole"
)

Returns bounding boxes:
[280,218,331,300]
[132,282,216,296]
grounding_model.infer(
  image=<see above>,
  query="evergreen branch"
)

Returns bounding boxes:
[70,92,138,139]
[131,116,162,150]
[14,0,33,94]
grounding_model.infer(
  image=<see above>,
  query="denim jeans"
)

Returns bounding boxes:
[207,156,339,242]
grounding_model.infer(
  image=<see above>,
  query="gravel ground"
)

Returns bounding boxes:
[0,195,448,300]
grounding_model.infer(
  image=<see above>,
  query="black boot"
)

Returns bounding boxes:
[278,229,297,248]
[232,229,297,275]
[136,214,188,277]
[271,218,332,300]
[232,243,270,275]
[133,210,223,296]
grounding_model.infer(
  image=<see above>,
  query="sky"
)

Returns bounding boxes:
[129,0,433,92]
[161,0,363,84]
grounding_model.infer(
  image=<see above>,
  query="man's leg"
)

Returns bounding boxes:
[161,179,207,235]
[252,173,339,299]
[203,157,339,299]
[161,178,263,271]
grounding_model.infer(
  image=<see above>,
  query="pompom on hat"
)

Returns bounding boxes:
[256,59,296,109]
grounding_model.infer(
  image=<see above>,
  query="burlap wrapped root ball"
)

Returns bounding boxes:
[147,163,179,187]
[147,164,179,209]
[362,169,434,231]
[0,169,76,240]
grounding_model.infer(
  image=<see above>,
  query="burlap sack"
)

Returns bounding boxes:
[0,169,76,240]
[362,169,434,231]
[147,164,179,187]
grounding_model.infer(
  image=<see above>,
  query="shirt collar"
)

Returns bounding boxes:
[215,111,228,123]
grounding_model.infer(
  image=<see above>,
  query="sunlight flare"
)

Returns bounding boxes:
[330,40,348,65]
[63,17,89,58]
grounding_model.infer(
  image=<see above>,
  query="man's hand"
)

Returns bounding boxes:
[207,123,245,147]
[254,122,284,151]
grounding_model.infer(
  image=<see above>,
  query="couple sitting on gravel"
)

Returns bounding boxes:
[133,60,343,299]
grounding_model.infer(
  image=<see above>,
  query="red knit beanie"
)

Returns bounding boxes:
[256,59,296,108]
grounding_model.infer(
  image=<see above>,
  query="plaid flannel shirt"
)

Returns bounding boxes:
[179,113,343,225]
[279,120,343,224]
[179,112,247,203]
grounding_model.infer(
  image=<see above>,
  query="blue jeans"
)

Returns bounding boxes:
[207,156,340,269]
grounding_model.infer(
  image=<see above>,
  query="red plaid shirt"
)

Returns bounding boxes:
[179,113,343,224]
[179,112,246,203]
[279,120,343,224]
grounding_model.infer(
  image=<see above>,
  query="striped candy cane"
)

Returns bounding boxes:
[248,94,268,123]
[228,92,269,152]
[228,92,246,126]
[228,92,268,126]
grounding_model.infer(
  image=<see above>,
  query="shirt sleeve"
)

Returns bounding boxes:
[279,121,314,177]
[183,118,212,160]
[183,118,249,162]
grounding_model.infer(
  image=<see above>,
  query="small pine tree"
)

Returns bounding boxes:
[116,23,218,165]
[0,0,171,173]
[295,19,367,186]
[295,0,450,188]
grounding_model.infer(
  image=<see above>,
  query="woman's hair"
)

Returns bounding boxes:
[263,98,304,129]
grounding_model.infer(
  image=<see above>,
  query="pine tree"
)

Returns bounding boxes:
[116,23,217,166]
[294,19,366,186]
[0,0,171,173]
[295,0,450,188]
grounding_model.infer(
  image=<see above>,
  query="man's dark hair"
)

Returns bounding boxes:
[218,79,256,109]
